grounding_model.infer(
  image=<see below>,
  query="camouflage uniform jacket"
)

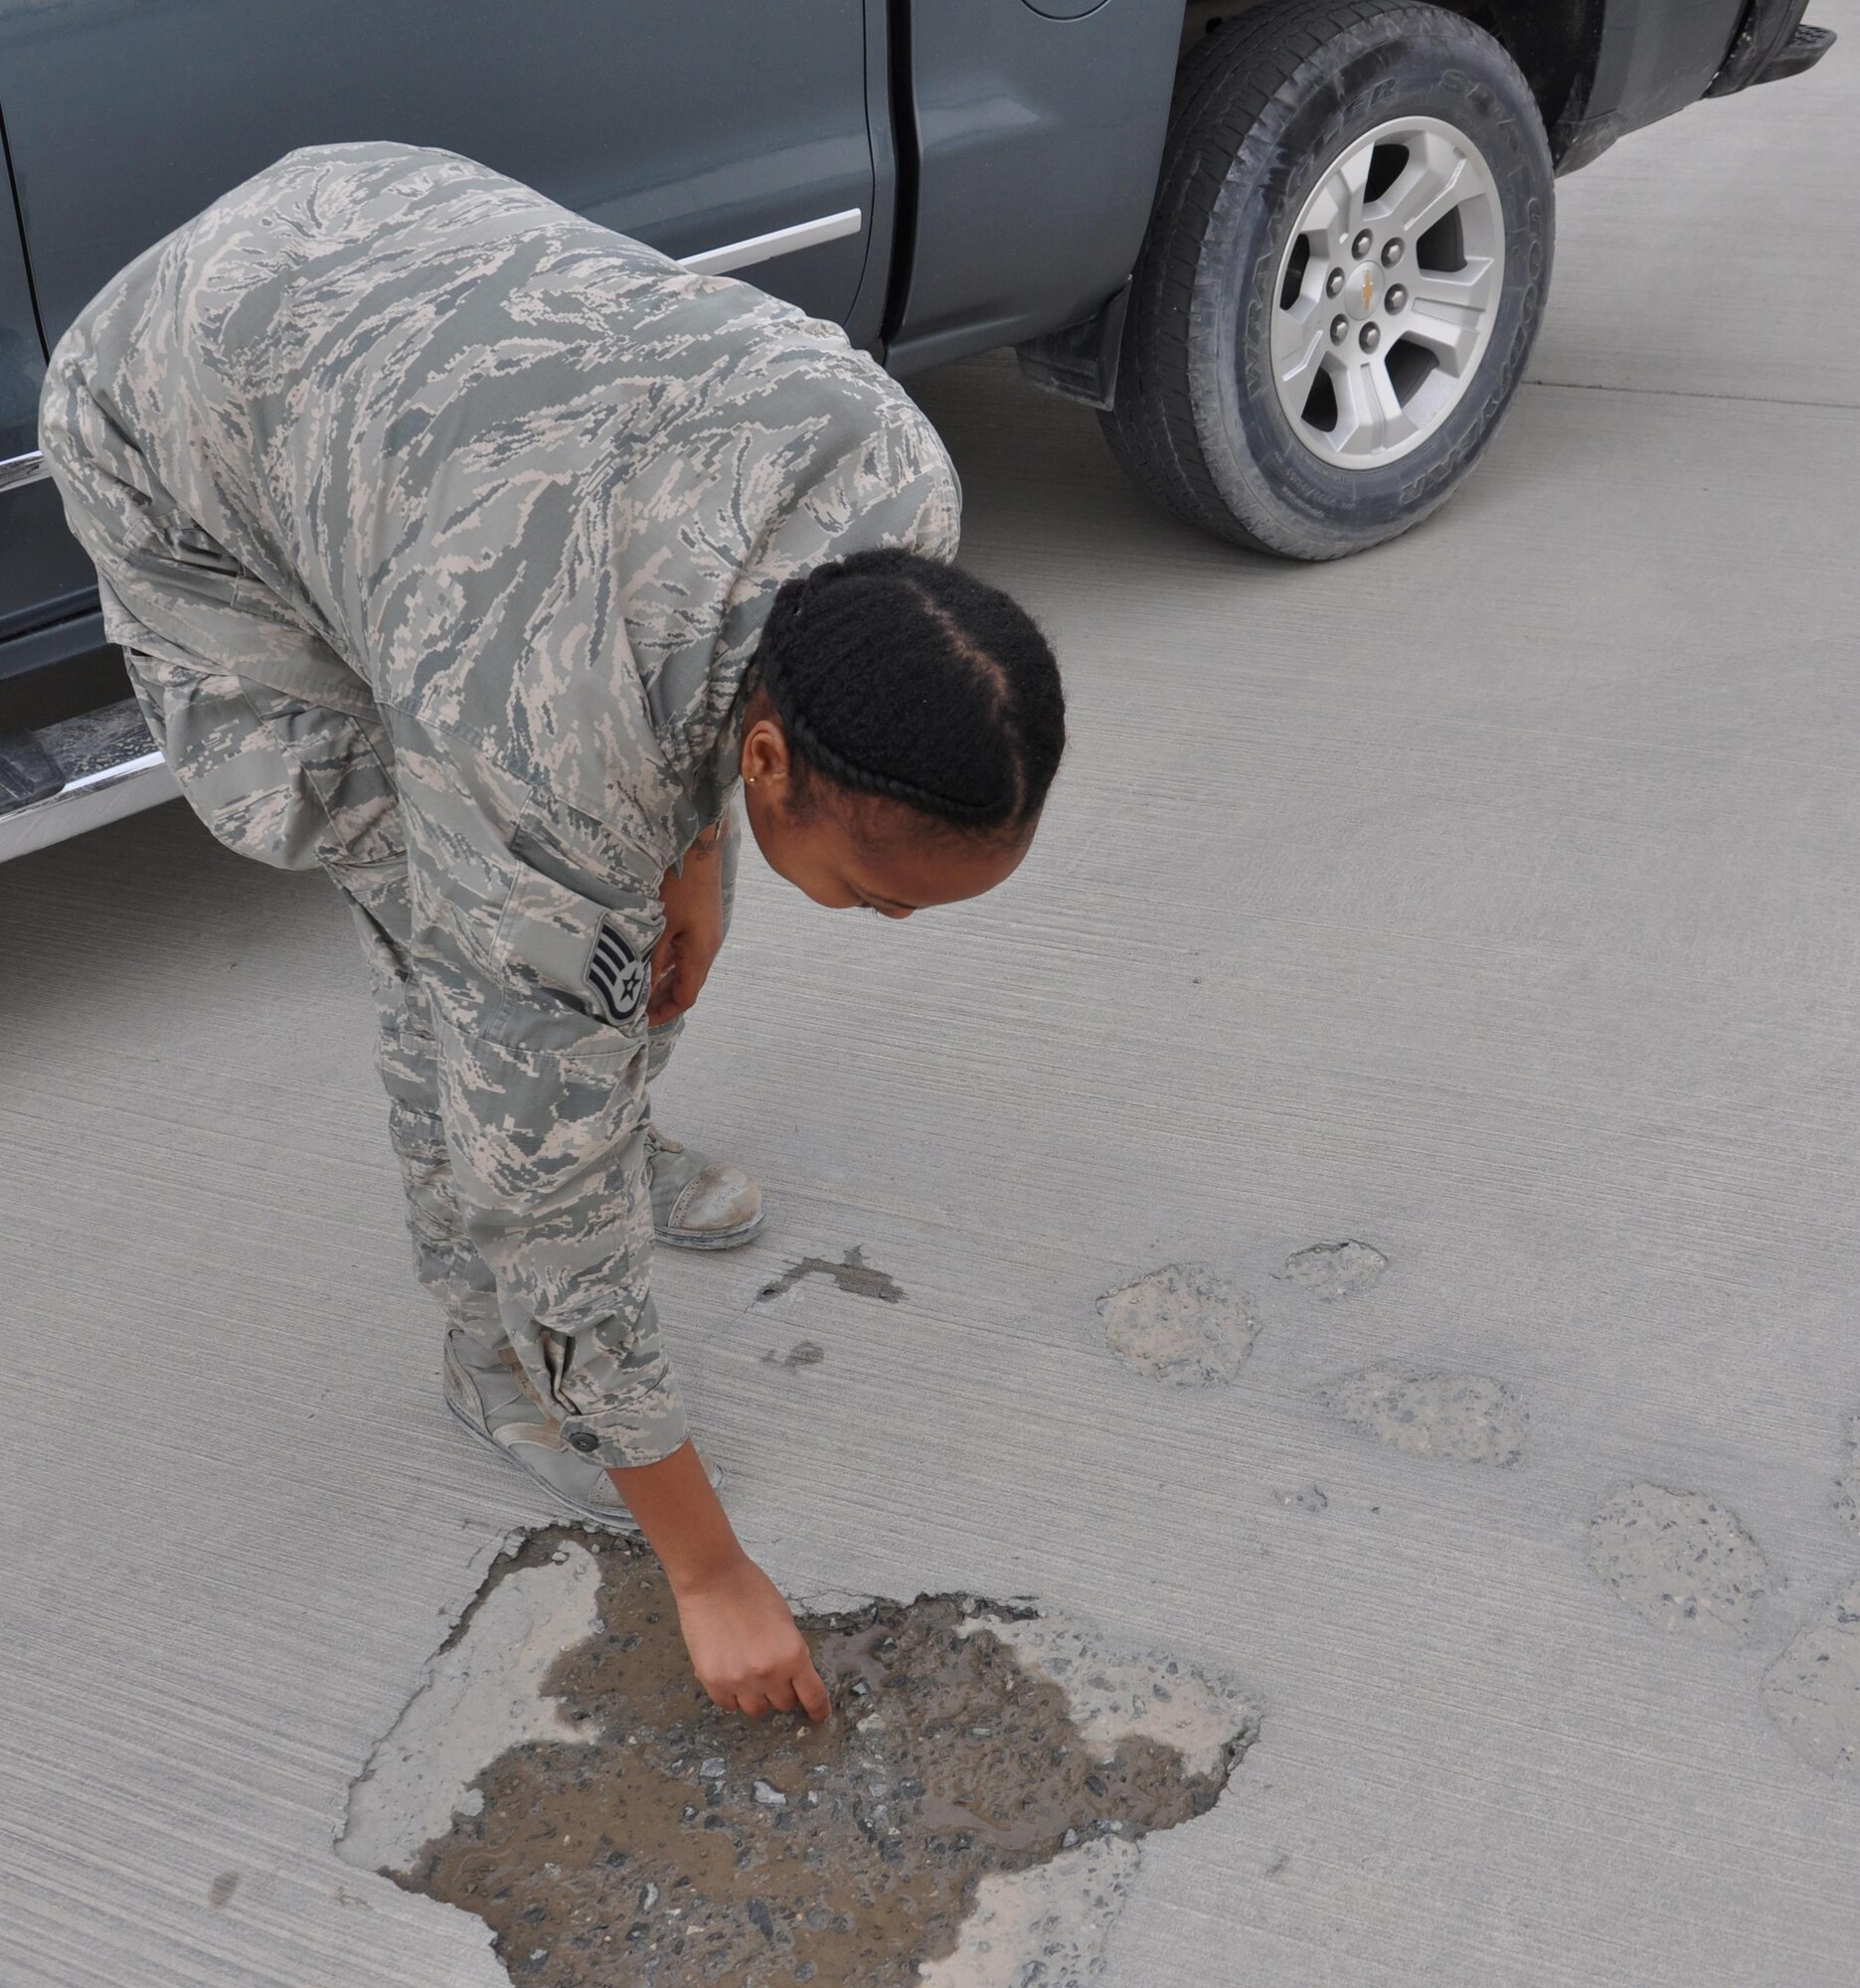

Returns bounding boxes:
[40,142,961,1465]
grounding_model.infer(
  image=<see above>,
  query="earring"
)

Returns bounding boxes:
[745,775,758,786]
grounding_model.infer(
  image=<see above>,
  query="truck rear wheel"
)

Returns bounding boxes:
[1106,0,1554,559]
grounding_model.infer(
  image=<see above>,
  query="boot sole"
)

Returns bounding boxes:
[655,1209,767,1252]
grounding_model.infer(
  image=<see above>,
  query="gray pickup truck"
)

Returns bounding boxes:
[0,0,1833,860]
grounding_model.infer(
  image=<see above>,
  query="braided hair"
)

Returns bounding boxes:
[749,548,1065,838]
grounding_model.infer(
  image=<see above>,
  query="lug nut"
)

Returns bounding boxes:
[1360,322,1381,352]
[1326,266,1345,297]
[1330,314,1349,345]
[1382,238,1404,267]
[1385,283,1408,313]
[1352,229,1374,259]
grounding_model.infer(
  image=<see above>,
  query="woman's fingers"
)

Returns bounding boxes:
[646,944,677,1024]
[794,1659,832,1724]
[700,1668,829,1723]
[646,953,708,1026]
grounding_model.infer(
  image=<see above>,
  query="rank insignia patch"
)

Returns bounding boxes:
[585,918,648,1025]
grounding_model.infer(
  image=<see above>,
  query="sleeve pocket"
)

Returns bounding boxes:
[485,810,665,1063]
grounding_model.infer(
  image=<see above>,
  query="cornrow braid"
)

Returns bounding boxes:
[751,548,1065,835]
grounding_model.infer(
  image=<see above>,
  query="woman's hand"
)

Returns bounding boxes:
[650,823,727,1026]
[674,1558,833,1721]
[605,1439,830,1721]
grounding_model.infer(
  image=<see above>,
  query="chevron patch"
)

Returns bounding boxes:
[585,918,648,1026]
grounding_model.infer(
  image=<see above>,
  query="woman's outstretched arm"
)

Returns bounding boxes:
[608,1443,832,1722]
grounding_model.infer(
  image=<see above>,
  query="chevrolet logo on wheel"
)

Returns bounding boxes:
[1362,271,1376,311]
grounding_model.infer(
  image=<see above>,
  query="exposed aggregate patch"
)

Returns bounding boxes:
[1586,1485,1770,1642]
[1834,1412,1859,1542]
[1323,1367,1529,1465]
[339,1531,1257,1987]
[1098,1264,1260,1386]
[1762,1577,1860,1779]
[1279,1241,1389,1297]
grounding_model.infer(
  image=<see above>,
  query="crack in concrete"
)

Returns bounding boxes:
[338,1531,1257,1987]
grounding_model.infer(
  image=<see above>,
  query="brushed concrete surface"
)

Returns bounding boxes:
[4,27,1858,1986]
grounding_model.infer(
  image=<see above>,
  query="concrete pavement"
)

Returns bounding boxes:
[4,20,1858,1984]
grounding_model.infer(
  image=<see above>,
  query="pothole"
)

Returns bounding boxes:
[1586,1484,1769,1642]
[1098,1264,1259,1386]
[339,1530,1258,1986]
[1322,1367,1528,1465]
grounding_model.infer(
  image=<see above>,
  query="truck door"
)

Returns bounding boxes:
[0,142,95,648]
[0,0,874,352]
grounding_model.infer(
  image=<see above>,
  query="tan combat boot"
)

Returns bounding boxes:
[646,1125,764,1250]
[442,1331,641,1527]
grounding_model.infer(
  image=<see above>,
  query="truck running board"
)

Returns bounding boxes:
[0,697,178,862]
[1757,21,1836,82]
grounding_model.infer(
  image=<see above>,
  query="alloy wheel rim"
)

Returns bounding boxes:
[1268,116,1507,471]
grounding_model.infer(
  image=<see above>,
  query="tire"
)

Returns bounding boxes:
[1105,0,1554,560]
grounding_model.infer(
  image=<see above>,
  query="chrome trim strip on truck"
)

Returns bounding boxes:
[57,745,167,795]
[676,208,863,277]
[0,449,50,495]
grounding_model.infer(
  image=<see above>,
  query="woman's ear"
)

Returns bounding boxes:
[739,713,791,791]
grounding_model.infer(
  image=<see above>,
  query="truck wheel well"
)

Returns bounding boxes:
[1180,0,1598,148]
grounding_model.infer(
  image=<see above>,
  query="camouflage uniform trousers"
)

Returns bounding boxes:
[122,645,735,1408]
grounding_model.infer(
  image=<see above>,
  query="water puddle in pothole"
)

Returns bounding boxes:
[758,1246,905,1306]
[339,1529,1257,1987]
